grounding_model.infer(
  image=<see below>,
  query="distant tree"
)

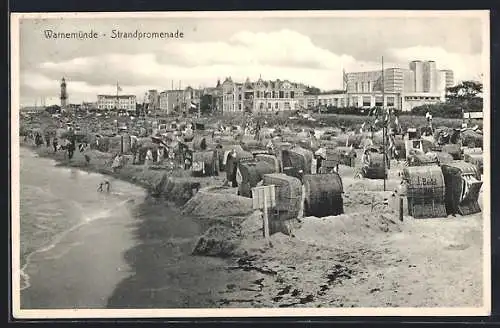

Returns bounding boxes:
[446,81,482,101]
[445,80,483,112]
[199,94,214,115]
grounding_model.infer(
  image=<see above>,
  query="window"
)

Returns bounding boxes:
[260,103,264,110]
[238,104,242,110]
[278,91,283,98]
[387,97,395,107]
[275,102,279,109]
[238,94,242,101]
[290,91,295,98]
[272,91,275,98]
[362,96,371,107]
[355,82,359,92]
[284,102,290,110]
[267,102,271,109]
[375,96,383,107]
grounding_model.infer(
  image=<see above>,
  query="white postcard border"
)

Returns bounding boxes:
[10,10,492,319]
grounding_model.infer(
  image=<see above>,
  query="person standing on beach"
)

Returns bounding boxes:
[112,153,122,173]
[52,137,59,153]
[144,149,153,167]
[45,133,51,148]
[35,133,43,147]
[361,148,371,177]
[226,149,238,188]
[67,135,76,160]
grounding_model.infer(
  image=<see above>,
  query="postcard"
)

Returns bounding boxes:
[10,10,491,318]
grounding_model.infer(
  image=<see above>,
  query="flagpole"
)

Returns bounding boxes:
[382,56,386,192]
[116,82,119,112]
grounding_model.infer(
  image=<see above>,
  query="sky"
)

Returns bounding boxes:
[15,12,487,106]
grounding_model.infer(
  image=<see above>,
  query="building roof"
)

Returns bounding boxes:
[222,77,305,90]
[98,94,136,98]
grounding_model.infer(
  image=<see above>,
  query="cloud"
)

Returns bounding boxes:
[21,30,484,105]
[159,29,356,69]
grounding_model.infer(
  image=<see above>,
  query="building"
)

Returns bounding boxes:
[183,86,202,110]
[221,77,306,113]
[147,90,160,111]
[409,60,425,92]
[403,69,415,92]
[344,61,454,111]
[440,69,455,89]
[345,71,383,93]
[422,60,437,93]
[401,92,444,112]
[97,94,137,111]
[305,92,347,108]
[158,86,205,115]
[159,90,184,115]
[203,81,223,113]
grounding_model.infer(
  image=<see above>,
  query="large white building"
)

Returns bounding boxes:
[342,60,453,111]
[97,94,137,111]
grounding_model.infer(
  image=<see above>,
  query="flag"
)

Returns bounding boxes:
[190,101,197,109]
[117,82,122,92]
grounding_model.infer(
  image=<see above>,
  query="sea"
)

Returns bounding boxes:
[19,146,147,308]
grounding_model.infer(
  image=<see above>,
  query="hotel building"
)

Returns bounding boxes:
[221,77,306,113]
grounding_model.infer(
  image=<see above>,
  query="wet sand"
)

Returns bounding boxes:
[106,199,258,308]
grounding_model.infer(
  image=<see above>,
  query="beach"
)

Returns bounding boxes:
[18,142,485,309]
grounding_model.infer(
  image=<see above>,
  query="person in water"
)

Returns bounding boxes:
[97,180,111,192]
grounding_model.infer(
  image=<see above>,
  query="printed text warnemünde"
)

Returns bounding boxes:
[43,29,185,40]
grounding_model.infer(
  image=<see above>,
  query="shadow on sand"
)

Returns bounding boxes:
[106,197,256,309]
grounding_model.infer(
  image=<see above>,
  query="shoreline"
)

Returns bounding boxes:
[20,142,153,191]
[19,141,215,206]
[19,143,258,309]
